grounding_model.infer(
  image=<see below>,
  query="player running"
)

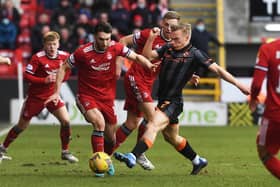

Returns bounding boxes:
[114,23,250,174]
[249,39,280,179]
[0,31,78,164]
[45,22,156,177]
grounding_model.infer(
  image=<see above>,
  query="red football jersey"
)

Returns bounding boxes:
[127,28,170,86]
[25,50,69,100]
[68,41,131,101]
[251,39,280,120]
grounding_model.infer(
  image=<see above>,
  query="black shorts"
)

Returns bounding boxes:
[157,100,183,124]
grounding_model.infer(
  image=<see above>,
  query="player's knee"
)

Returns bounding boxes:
[257,145,272,163]
[60,118,70,126]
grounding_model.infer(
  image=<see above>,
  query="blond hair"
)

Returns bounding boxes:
[171,22,192,35]
[163,11,180,20]
[43,31,60,43]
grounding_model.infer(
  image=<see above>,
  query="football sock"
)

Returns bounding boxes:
[137,119,147,141]
[264,156,280,179]
[60,125,71,151]
[91,130,104,153]
[176,139,197,161]
[3,125,23,148]
[107,123,132,155]
[132,139,152,158]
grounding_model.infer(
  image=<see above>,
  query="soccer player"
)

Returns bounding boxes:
[249,39,280,179]
[0,31,78,164]
[114,23,250,174]
[45,22,156,177]
[0,56,11,65]
[105,11,181,170]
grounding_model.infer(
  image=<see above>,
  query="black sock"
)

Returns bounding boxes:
[132,140,149,158]
[179,142,197,161]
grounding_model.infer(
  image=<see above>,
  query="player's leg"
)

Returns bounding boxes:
[135,102,157,170]
[114,109,169,168]
[162,124,207,175]
[257,118,280,179]
[105,110,141,155]
[0,97,40,161]
[50,102,78,163]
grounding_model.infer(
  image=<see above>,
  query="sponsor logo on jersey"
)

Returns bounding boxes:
[26,64,33,71]
[107,52,112,60]
[91,63,110,71]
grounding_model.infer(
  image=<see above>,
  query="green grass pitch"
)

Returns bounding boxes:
[0,125,278,187]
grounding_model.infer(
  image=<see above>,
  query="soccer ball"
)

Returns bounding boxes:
[89,152,112,173]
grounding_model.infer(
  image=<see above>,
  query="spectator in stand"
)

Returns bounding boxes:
[191,18,221,77]
[0,17,17,49]
[51,14,73,35]
[50,0,76,27]
[59,27,76,53]
[31,24,51,54]
[72,13,93,46]
[0,0,21,32]
[150,0,170,27]
[130,0,151,31]
[109,1,131,36]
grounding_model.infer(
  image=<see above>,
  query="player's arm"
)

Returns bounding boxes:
[44,60,72,105]
[0,56,11,65]
[115,35,134,78]
[142,28,160,61]
[208,63,250,95]
[126,50,157,71]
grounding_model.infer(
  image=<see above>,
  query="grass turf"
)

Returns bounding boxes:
[0,125,278,187]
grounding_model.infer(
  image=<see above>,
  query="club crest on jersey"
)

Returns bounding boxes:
[107,52,112,60]
[45,64,50,68]
[154,44,161,49]
[90,58,96,64]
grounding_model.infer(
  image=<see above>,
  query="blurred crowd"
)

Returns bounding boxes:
[0,0,171,71]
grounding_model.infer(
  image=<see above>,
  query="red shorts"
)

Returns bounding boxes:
[21,96,65,120]
[257,117,280,155]
[76,94,117,124]
[123,74,153,117]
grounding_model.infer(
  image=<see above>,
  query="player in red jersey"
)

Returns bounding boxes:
[249,39,280,180]
[45,22,156,177]
[0,31,78,164]
[106,11,199,170]
[0,56,11,65]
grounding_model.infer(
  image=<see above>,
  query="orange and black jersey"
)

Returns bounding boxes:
[156,43,213,101]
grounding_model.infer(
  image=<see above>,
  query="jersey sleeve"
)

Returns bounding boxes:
[115,42,132,57]
[25,55,39,75]
[67,47,83,68]
[194,49,213,68]
[156,44,169,58]
[133,29,149,48]
[251,44,268,99]
[24,55,45,83]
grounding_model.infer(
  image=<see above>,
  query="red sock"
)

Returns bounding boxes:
[91,130,104,153]
[60,125,71,150]
[106,124,132,155]
[264,156,280,179]
[137,121,147,141]
[3,126,23,148]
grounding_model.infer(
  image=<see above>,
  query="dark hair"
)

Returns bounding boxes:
[94,22,112,35]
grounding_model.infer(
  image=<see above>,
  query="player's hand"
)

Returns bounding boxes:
[5,57,11,65]
[190,74,200,86]
[45,74,56,84]
[44,92,60,106]
[237,83,250,95]
[150,27,160,38]
[149,61,160,72]
[248,97,258,112]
